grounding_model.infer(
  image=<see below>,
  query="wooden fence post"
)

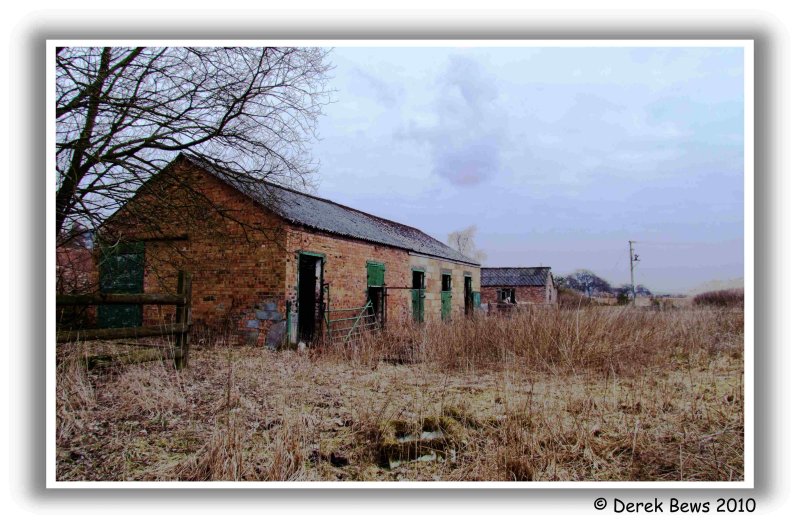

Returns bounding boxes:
[57,271,193,369]
[174,271,192,369]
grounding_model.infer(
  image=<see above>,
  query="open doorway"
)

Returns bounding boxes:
[297,253,324,342]
[366,261,385,328]
[464,275,473,315]
[411,269,425,322]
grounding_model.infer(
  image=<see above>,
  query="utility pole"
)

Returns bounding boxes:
[628,240,640,306]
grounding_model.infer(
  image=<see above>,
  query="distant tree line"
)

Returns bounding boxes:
[554,269,651,300]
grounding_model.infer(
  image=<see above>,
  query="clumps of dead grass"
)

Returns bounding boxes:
[56,306,744,482]
[327,306,743,377]
[56,343,97,446]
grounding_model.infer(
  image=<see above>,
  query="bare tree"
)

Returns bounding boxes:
[447,225,487,263]
[565,269,612,298]
[55,47,332,244]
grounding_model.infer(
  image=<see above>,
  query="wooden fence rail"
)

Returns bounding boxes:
[56,271,192,369]
[57,293,187,306]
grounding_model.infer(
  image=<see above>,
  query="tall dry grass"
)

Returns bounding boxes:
[56,305,744,482]
[330,306,742,375]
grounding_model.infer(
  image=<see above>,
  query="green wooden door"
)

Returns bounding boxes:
[441,291,452,320]
[98,242,144,328]
[411,289,425,322]
[441,272,452,320]
[411,270,425,322]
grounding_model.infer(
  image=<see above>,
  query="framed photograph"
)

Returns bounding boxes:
[49,39,753,489]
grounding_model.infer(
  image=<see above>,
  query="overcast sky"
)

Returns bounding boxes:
[312,46,745,294]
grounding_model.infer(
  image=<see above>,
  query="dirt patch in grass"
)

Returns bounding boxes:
[56,307,744,482]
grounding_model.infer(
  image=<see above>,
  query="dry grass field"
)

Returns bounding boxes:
[56,305,744,482]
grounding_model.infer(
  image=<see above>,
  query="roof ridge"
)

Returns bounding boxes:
[178,153,479,266]
[482,266,551,269]
[182,153,445,240]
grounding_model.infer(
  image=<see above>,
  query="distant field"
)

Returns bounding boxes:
[570,295,692,308]
[56,305,744,482]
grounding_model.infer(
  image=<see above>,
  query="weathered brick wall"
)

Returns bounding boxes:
[106,158,290,343]
[408,254,481,321]
[103,157,483,345]
[285,229,481,326]
[480,274,557,306]
[515,286,551,304]
[56,244,99,328]
[285,226,413,325]
[56,245,98,294]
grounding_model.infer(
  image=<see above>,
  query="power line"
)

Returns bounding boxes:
[633,240,698,248]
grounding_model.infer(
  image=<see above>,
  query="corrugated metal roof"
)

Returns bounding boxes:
[181,154,480,266]
[481,267,552,287]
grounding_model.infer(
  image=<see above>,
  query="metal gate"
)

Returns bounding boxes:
[325,300,379,343]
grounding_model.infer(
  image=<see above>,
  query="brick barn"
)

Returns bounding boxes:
[100,154,481,346]
[480,267,557,306]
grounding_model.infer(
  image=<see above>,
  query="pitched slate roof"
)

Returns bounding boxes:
[180,154,479,266]
[481,267,552,287]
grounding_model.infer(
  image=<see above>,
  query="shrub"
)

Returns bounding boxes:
[557,288,596,309]
[693,289,744,308]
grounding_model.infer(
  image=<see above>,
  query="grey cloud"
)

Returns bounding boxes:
[350,67,403,106]
[397,55,507,186]
[442,55,498,106]
[433,140,500,186]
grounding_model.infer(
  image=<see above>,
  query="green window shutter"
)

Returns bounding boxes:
[473,291,481,307]
[98,241,145,328]
[367,262,385,287]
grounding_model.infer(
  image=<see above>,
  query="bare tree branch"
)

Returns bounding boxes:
[447,225,487,263]
[55,46,333,240]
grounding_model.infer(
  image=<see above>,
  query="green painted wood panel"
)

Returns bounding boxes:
[472,291,481,307]
[411,289,424,322]
[441,291,452,320]
[367,262,385,287]
[98,242,144,328]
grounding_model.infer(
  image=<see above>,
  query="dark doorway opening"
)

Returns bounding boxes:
[464,275,473,315]
[298,254,323,342]
[367,287,384,327]
[366,261,386,328]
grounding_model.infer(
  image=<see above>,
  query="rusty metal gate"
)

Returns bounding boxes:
[325,300,380,343]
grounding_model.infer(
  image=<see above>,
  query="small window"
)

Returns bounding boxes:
[498,288,516,303]
[441,273,452,292]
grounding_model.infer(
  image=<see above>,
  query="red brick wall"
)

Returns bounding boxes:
[56,244,99,328]
[284,228,481,330]
[515,285,552,304]
[105,158,290,341]
[285,225,414,325]
[480,275,557,306]
[56,245,97,295]
[102,157,482,345]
